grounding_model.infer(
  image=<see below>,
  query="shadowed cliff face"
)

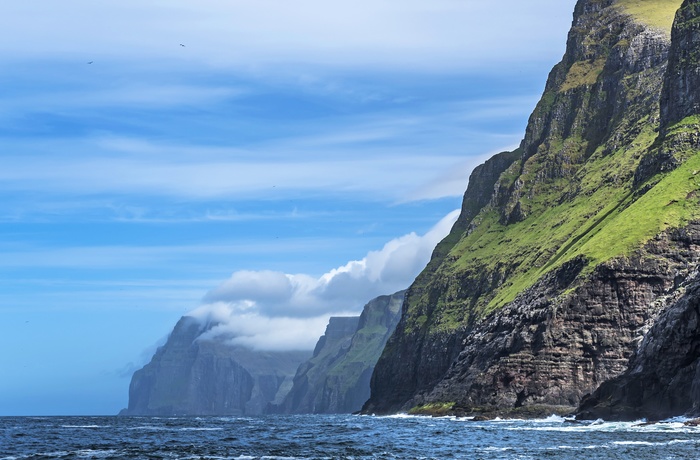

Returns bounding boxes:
[423,224,700,417]
[576,0,700,421]
[365,0,700,417]
[635,0,700,186]
[279,291,404,414]
[662,0,700,130]
[577,272,700,421]
[121,316,310,416]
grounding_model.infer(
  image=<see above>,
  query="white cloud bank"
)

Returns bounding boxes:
[188,209,460,350]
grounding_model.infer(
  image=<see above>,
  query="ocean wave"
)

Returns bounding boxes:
[31,452,69,458]
[74,450,118,458]
[125,425,221,431]
[5,414,700,459]
[498,419,699,434]
[179,427,224,431]
[478,446,515,452]
[60,425,103,429]
[128,425,168,431]
[373,413,422,419]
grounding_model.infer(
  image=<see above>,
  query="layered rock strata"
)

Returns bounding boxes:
[366,0,700,417]
[576,0,700,421]
[577,270,700,421]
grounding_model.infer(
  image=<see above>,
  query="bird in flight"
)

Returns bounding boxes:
[87,61,93,64]
[180,44,186,47]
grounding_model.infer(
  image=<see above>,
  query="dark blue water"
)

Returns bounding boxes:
[2,414,700,459]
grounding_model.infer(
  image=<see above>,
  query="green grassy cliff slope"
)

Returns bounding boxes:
[617,0,682,31]
[617,0,681,34]
[365,0,700,416]
[278,291,403,414]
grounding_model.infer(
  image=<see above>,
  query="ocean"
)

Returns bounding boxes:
[2,414,700,459]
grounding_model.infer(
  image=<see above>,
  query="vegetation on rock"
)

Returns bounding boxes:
[617,0,683,32]
[279,291,404,414]
[365,0,700,417]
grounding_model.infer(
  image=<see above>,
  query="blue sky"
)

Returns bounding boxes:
[0,0,577,415]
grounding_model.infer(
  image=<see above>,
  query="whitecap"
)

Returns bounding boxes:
[478,446,514,452]
[375,413,422,419]
[74,449,118,458]
[216,416,246,422]
[664,416,692,423]
[612,440,655,446]
[529,414,567,423]
[60,425,103,429]
[501,419,660,433]
[179,427,224,431]
[669,439,693,444]
[260,457,306,460]
[179,457,235,460]
[128,425,168,431]
[35,452,69,458]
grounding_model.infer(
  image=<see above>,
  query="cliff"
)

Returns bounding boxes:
[577,269,700,421]
[577,0,700,421]
[278,291,404,414]
[365,0,700,418]
[121,316,310,416]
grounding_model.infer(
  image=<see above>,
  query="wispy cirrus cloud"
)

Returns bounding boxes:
[0,1,575,72]
[0,92,533,204]
[0,238,353,270]
[0,85,245,115]
[0,151,477,199]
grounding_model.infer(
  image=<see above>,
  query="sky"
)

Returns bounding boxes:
[0,0,577,415]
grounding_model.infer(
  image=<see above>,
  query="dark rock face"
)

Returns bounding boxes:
[573,0,700,421]
[364,153,522,414]
[121,316,310,416]
[365,0,678,416]
[635,0,700,186]
[456,150,522,231]
[662,0,700,131]
[577,270,700,421]
[421,224,700,417]
[310,317,360,361]
[279,291,403,414]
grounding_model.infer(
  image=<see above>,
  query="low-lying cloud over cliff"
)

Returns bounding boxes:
[189,209,459,350]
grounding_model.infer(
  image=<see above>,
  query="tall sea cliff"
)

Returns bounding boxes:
[365,0,700,419]
[121,316,310,416]
[278,291,404,414]
[122,291,404,416]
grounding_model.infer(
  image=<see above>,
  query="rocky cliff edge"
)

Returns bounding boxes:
[365,0,700,418]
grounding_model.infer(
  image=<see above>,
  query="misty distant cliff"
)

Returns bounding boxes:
[277,291,404,414]
[120,316,310,416]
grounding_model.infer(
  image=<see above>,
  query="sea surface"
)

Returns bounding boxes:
[2,414,700,459]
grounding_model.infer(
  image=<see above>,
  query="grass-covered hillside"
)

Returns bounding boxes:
[413,118,700,333]
[402,0,694,334]
[617,0,683,31]
[281,291,403,414]
[366,0,700,415]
